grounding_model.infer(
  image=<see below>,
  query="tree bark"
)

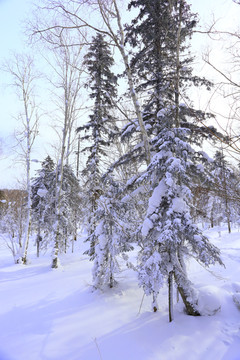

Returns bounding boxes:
[173,268,200,316]
[168,271,174,322]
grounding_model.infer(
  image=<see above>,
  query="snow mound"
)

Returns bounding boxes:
[232,282,240,310]
[232,282,240,293]
[233,293,240,310]
[197,286,221,316]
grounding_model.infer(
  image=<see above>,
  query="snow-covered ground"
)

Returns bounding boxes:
[0,225,240,360]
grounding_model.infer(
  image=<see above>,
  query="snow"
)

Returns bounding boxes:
[233,293,240,310]
[146,179,167,215]
[197,286,222,315]
[141,217,154,237]
[37,188,48,197]
[232,282,240,293]
[157,108,168,117]
[171,197,187,213]
[199,151,214,163]
[0,225,240,360]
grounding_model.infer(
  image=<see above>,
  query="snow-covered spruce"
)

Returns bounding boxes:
[39,164,81,264]
[138,126,223,317]
[92,180,133,290]
[209,151,236,232]
[117,0,224,320]
[31,156,55,257]
[77,33,118,260]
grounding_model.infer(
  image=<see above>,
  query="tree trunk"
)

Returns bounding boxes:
[22,219,31,265]
[21,100,32,265]
[173,268,200,316]
[36,224,41,258]
[152,292,158,312]
[72,235,75,253]
[100,0,151,166]
[52,239,59,269]
[37,240,40,258]
[109,273,114,289]
[168,271,174,322]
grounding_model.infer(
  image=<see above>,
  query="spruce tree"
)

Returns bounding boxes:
[211,150,233,232]
[138,125,223,318]
[120,0,224,320]
[31,156,55,256]
[77,33,118,259]
[92,178,134,289]
[123,0,214,149]
[44,164,81,256]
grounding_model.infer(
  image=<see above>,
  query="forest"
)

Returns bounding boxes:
[1,2,240,355]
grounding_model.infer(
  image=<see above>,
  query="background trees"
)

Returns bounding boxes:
[0,190,27,263]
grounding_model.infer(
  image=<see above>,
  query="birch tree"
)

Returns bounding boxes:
[32,0,151,166]
[3,54,40,264]
[41,31,85,268]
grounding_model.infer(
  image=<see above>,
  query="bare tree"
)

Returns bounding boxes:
[200,4,240,158]
[2,54,40,264]
[38,29,85,268]
[0,190,27,263]
[31,0,151,166]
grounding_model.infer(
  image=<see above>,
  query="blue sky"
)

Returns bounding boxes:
[0,0,31,138]
[0,0,32,188]
[0,0,240,188]
[0,0,30,56]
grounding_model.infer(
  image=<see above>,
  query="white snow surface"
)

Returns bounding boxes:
[0,225,240,360]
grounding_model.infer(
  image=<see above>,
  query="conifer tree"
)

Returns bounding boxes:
[77,33,118,259]
[126,0,213,133]
[31,156,55,256]
[92,179,134,289]
[44,164,81,256]
[211,150,234,232]
[120,0,224,320]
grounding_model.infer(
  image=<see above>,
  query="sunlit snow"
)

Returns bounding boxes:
[0,225,240,360]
